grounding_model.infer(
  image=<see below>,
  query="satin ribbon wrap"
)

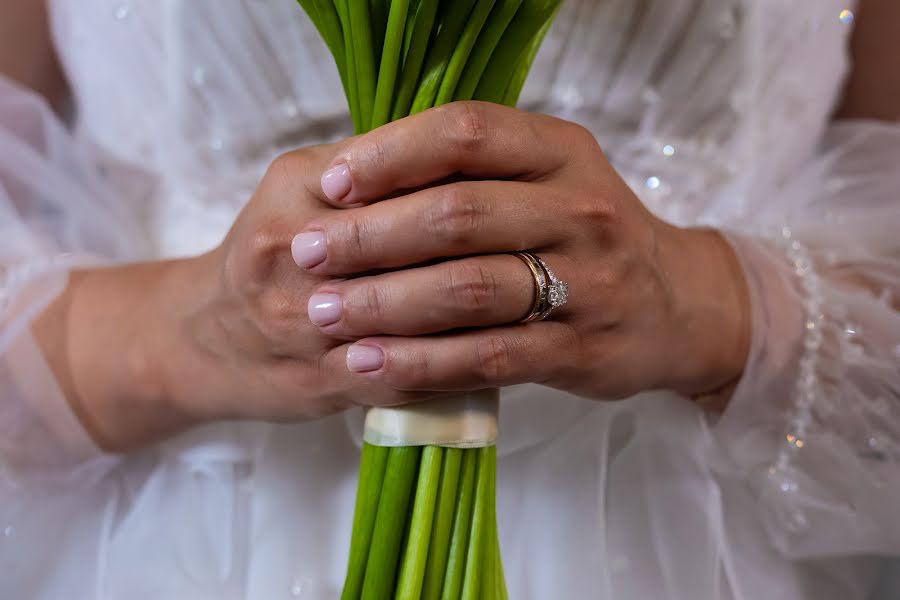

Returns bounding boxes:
[363,389,499,448]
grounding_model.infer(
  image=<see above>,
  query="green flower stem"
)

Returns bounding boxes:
[395,446,444,599]
[401,0,424,63]
[371,0,412,129]
[361,446,422,599]
[501,4,558,105]
[460,447,493,600]
[409,0,477,114]
[341,443,390,600]
[473,0,561,104]
[348,0,378,131]
[370,0,390,67]
[421,448,463,600]
[440,449,478,600]
[334,0,361,133]
[452,0,524,101]
[391,0,441,120]
[433,0,497,105]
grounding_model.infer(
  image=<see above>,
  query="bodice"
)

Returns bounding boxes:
[48,0,858,257]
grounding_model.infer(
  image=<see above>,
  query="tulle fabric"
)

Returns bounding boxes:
[1,0,899,598]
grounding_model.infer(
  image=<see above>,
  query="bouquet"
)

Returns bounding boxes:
[294,1,562,597]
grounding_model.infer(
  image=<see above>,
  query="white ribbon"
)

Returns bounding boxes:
[363,389,499,448]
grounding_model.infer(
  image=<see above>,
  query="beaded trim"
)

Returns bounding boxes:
[773,227,824,471]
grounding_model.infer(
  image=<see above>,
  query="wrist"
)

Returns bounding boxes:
[656,223,751,398]
[34,258,209,452]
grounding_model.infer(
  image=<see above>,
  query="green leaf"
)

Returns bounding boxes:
[349,0,378,131]
[452,0,524,101]
[334,0,362,133]
[473,0,561,104]
[434,0,497,106]
[391,0,442,120]
[501,4,558,106]
[409,0,478,114]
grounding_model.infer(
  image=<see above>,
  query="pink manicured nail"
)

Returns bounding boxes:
[321,162,352,202]
[346,344,384,372]
[291,232,327,268]
[308,293,342,326]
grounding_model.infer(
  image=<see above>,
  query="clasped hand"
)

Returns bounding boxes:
[158,102,749,439]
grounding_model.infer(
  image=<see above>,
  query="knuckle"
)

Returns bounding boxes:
[255,287,303,337]
[445,261,499,313]
[427,185,485,245]
[445,102,489,153]
[577,195,619,229]
[238,222,290,280]
[334,216,371,268]
[266,151,307,186]
[567,121,597,147]
[474,335,514,384]
[386,347,431,390]
[360,281,391,317]
[357,133,390,174]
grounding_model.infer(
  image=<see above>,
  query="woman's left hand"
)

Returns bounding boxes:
[292,102,751,400]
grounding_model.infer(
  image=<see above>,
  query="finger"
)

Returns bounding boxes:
[308,255,535,338]
[337,322,579,391]
[294,180,568,273]
[318,102,585,206]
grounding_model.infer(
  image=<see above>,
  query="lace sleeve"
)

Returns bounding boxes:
[0,76,146,481]
[715,120,900,556]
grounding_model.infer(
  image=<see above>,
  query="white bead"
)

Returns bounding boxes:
[192,66,208,87]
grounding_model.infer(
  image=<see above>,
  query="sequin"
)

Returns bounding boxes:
[838,9,854,25]
[662,144,676,157]
[645,176,661,190]
[192,66,208,87]
[280,98,300,119]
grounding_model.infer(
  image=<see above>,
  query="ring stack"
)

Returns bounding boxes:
[512,252,569,323]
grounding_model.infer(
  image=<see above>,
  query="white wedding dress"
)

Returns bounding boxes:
[1,0,899,598]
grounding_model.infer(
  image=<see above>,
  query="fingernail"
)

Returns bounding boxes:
[346,344,384,373]
[291,232,327,268]
[321,162,352,202]
[308,293,342,326]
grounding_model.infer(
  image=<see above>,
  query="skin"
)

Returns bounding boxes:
[3,0,898,452]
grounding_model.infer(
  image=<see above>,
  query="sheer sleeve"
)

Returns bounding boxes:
[0,76,148,482]
[715,120,900,557]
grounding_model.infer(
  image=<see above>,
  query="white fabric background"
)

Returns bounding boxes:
[0,0,898,598]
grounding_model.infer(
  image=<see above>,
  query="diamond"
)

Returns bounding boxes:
[549,281,569,308]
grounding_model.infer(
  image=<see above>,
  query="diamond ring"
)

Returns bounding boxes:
[512,252,569,322]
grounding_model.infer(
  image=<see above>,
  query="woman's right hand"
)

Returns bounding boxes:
[34,143,424,453]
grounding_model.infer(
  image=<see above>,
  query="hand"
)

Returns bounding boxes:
[35,141,430,452]
[294,102,751,400]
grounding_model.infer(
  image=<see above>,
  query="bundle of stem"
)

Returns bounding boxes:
[296,0,562,133]
[293,1,562,598]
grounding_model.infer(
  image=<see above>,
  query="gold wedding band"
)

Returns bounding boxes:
[512,251,550,323]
